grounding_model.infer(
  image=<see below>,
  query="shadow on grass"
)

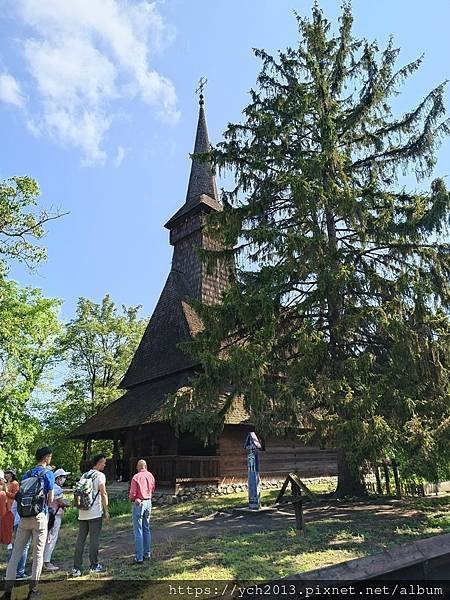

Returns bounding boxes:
[1,495,448,582]
[110,496,450,580]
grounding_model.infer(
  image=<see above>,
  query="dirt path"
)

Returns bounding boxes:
[98,499,424,562]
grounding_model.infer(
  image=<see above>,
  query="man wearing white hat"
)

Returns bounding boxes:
[43,468,70,572]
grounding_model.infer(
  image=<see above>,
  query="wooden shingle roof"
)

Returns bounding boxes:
[119,269,202,389]
[69,371,190,438]
[69,373,250,439]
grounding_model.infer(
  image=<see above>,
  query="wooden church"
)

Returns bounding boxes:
[69,93,337,485]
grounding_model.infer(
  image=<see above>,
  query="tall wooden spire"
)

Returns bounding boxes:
[119,89,231,390]
[164,91,221,231]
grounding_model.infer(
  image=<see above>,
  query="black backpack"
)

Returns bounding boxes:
[16,469,46,518]
[47,506,60,532]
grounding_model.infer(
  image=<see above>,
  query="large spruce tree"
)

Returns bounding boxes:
[171,3,450,495]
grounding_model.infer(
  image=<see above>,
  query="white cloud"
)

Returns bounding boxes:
[0,72,25,107]
[114,145,126,167]
[7,0,179,164]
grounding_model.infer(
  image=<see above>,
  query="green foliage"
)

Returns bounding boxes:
[170,4,450,492]
[32,390,86,476]
[63,496,131,525]
[35,295,146,471]
[63,294,145,415]
[0,176,61,272]
[0,279,62,469]
[0,174,65,470]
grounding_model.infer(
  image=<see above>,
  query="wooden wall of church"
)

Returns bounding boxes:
[123,423,178,460]
[217,425,337,483]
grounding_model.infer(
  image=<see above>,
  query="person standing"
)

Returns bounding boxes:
[43,468,71,572]
[4,469,30,580]
[72,454,109,577]
[1,469,19,546]
[128,459,155,564]
[0,470,7,541]
[4,447,55,600]
[8,500,31,580]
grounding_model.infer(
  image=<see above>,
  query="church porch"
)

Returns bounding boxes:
[78,422,220,487]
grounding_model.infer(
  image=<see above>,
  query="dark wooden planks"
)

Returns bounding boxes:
[217,428,338,480]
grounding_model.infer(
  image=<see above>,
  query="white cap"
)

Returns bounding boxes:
[0,470,4,480]
[54,468,71,478]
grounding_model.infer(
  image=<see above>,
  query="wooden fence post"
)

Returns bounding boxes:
[291,478,304,535]
[276,473,307,535]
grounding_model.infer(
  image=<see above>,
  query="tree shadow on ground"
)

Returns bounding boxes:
[110,497,449,579]
[0,496,448,582]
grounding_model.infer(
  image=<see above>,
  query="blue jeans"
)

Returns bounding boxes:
[132,500,152,561]
[7,524,30,577]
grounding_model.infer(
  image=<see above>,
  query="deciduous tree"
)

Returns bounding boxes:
[0,280,61,468]
[0,176,62,272]
[62,295,145,417]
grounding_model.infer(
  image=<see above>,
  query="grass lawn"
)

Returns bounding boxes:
[2,491,448,582]
[109,495,450,580]
[1,488,448,581]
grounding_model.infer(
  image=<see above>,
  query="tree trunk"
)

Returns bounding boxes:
[335,449,367,498]
[391,459,402,498]
[374,465,383,495]
[383,462,391,495]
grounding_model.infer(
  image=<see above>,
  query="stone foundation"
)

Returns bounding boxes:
[150,476,337,506]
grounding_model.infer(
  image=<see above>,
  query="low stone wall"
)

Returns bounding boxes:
[151,476,337,506]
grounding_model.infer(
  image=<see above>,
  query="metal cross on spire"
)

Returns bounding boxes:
[195,77,208,105]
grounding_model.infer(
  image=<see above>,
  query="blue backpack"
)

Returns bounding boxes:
[16,468,46,518]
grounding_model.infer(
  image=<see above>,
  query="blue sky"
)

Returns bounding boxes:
[1,0,449,322]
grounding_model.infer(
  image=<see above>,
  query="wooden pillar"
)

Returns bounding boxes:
[113,436,119,459]
[291,479,304,535]
[82,438,91,461]
[391,459,402,498]
[374,465,383,495]
[82,439,88,460]
[383,462,391,495]
[112,435,120,481]
[136,425,143,456]
[129,426,142,477]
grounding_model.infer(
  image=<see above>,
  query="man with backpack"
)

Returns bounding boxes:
[3,447,55,600]
[72,453,109,577]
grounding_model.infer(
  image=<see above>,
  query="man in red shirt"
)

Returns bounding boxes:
[128,459,155,564]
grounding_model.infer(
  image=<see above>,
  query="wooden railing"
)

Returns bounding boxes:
[130,455,220,485]
[80,455,220,484]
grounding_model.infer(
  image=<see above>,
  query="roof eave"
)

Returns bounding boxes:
[164,194,221,230]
